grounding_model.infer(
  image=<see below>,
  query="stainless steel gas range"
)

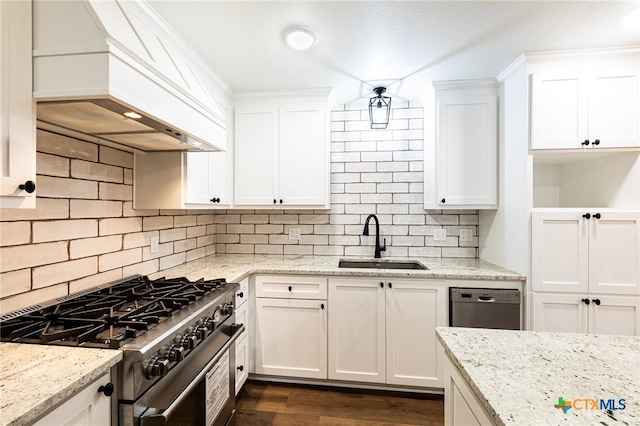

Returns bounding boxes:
[0,275,243,426]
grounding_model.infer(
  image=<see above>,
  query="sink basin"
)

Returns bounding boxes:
[338,259,428,270]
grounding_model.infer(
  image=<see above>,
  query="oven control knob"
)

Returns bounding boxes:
[221,302,233,316]
[163,344,185,362]
[194,324,209,340]
[145,357,170,379]
[201,316,216,331]
[179,333,197,350]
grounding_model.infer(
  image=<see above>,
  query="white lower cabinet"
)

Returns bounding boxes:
[34,372,112,426]
[328,277,446,388]
[531,293,640,336]
[235,333,249,395]
[254,276,328,379]
[443,355,492,426]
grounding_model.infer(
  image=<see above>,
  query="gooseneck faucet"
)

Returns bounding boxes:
[363,214,386,259]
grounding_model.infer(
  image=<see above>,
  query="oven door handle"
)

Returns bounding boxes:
[140,323,245,426]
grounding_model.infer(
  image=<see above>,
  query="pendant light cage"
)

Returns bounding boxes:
[369,87,392,129]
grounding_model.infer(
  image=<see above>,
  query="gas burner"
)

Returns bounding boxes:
[0,276,228,348]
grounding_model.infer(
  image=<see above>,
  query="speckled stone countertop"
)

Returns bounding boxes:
[436,327,640,425]
[149,254,525,282]
[0,343,122,426]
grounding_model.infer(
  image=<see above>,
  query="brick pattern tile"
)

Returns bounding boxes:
[0,132,216,314]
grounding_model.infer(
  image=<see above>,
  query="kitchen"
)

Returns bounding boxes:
[1,0,639,425]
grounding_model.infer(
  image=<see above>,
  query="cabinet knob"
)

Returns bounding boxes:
[582,213,591,219]
[593,213,601,219]
[581,298,590,305]
[273,199,277,204]
[320,303,325,309]
[279,199,283,204]
[237,291,244,299]
[18,180,36,193]
[210,197,220,203]
[441,198,446,204]
[592,298,601,306]
[380,282,384,288]
[97,382,114,397]
[388,282,393,288]
[593,139,600,146]
[288,286,292,292]
[581,139,590,146]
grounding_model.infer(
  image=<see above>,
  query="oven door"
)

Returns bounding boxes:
[131,323,245,426]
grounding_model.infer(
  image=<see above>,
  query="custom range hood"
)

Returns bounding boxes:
[33,0,228,152]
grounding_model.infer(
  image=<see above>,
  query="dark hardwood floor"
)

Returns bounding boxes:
[235,381,444,425]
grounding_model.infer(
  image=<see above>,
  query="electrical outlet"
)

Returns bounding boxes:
[433,228,447,242]
[288,228,301,241]
[460,229,474,242]
[150,236,159,254]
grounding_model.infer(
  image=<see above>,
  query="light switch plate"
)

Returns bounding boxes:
[460,229,474,242]
[150,236,159,253]
[288,228,301,240]
[433,228,447,242]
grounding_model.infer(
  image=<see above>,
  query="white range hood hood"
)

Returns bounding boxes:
[33,0,228,152]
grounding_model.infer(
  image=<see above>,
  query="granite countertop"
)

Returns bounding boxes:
[0,343,122,426]
[149,254,525,282]
[436,327,640,425]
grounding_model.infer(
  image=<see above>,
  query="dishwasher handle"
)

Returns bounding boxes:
[477,296,495,303]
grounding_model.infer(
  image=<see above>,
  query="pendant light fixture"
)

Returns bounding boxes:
[369,87,391,129]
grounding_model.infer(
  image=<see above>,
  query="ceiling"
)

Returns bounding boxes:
[148,1,640,105]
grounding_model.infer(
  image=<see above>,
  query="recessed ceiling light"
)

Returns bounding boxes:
[284,27,316,51]
[124,111,142,119]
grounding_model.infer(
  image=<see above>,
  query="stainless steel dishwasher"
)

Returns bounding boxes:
[449,288,521,330]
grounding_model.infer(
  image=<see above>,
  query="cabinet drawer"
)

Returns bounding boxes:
[235,301,248,331]
[255,275,327,299]
[235,334,249,395]
[236,278,249,307]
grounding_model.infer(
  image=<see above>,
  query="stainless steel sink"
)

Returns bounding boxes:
[338,259,428,270]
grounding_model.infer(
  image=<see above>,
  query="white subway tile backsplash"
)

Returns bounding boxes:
[36,130,98,161]
[33,219,98,243]
[100,217,143,236]
[70,200,122,218]
[37,152,70,177]
[71,159,123,183]
[0,222,30,247]
[100,146,133,168]
[70,269,123,295]
[70,235,122,259]
[38,176,98,199]
[0,242,68,272]
[100,248,142,271]
[160,252,186,270]
[0,269,31,298]
[33,257,98,289]
[143,216,174,231]
[99,182,132,201]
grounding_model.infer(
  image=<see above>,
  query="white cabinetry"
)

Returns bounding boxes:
[328,277,446,388]
[426,80,498,209]
[34,372,112,426]
[234,90,331,209]
[531,62,639,150]
[254,275,327,379]
[443,355,492,426]
[234,278,249,395]
[0,0,36,208]
[531,209,640,336]
[134,150,232,209]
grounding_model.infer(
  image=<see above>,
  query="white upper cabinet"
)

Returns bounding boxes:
[134,150,232,209]
[531,209,640,295]
[1,0,36,208]
[531,60,639,150]
[234,90,331,209]
[426,80,498,210]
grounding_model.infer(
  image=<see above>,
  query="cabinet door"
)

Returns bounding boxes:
[0,0,36,208]
[588,212,640,295]
[436,95,497,208]
[530,72,588,149]
[328,278,385,383]
[34,372,111,426]
[588,67,639,148]
[443,356,493,426]
[185,151,231,206]
[234,104,278,206]
[588,295,640,336]
[531,211,589,293]
[254,298,327,379]
[386,280,446,387]
[235,334,249,395]
[530,293,588,333]
[278,99,329,207]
